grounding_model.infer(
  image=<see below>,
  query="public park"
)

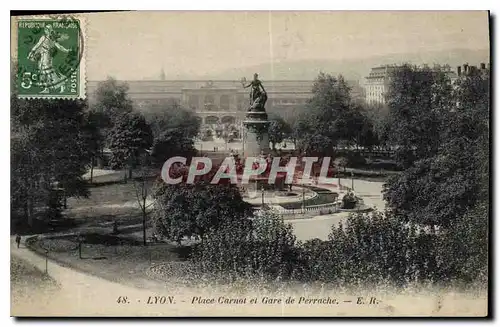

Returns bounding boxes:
[11,60,490,315]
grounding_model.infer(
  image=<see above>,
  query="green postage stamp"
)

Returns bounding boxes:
[15,15,86,99]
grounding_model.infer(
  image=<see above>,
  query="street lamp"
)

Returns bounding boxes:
[351,171,354,190]
[255,179,258,198]
[302,183,306,214]
[77,234,84,259]
[241,125,245,157]
[44,249,49,274]
[63,188,67,209]
[261,186,265,207]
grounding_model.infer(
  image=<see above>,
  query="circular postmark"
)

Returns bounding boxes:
[16,15,85,96]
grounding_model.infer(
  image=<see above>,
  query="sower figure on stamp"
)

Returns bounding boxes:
[241,73,267,111]
[27,24,71,92]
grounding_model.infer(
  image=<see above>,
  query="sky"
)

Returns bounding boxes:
[85,11,490,80]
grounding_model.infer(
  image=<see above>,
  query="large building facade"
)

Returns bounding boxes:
[363,63,489,106]
[87,79,365,126]
[363,65,399,106]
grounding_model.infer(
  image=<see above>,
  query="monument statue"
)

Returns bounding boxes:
[241,73,268,111]
[241,73,270,157]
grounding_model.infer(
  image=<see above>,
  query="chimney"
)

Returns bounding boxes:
[457,66,462,76]
[481,63,486,70]
[463,64,469,74]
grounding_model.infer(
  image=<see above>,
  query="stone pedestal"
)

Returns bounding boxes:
[243,111,270,157]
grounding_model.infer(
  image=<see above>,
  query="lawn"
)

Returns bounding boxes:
[279,186,338,210]
[25,232,190,291]
[63,177,157,230]
[16,169,345,292]
[17,172,199,291]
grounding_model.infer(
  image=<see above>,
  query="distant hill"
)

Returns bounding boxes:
[196,48,490,81]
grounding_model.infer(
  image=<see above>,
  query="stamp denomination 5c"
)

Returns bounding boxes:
[15,15,86,99]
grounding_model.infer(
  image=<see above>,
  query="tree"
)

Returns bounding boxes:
[355,113,380,150]
[268,114,292,150]
[362,102,390,149]
[151,128,197,166]
[108,112,154,179]
[383,66,489,228]
[91,77,135,168]
[385,64,454,168]
[334,157,348,173]
[291,112,312,152]
[151,182,253,243]
[82,110,106,182]
[133,155,156,246]
[283,106,307,149]
[145,102,201,140]
[93,77,134,120]
[293,73,365,156]
[144,103,200,164]
[11,98,91,227]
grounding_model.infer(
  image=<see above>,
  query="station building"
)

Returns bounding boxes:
[87,79,365,127]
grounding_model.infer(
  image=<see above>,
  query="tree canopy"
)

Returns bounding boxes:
[383,66,489,228]
[144,101,201,140]
[151,128,197,165]
[151,182,253,243]
[92,77,134,119]
[385,64,454,168]
[268,114,292,150]
[11,97,92,226]
[292,72,370,156]
[108,112,154,175]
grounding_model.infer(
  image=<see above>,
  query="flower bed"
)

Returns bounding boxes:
[35,236,79,252]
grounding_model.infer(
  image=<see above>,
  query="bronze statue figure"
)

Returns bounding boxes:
[241,73,267,111]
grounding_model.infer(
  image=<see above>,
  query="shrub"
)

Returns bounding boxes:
[194,210,300,281]
[334,152,367,170]
[293,238,336,282]
[192,207,487,289]
[334,157,349,172]
[321,211,440,287]
[341,192,357,209]
[278,211,447,287]
[346,152,367,168]
[436,201,488,286]
[301,210,484,287]
[152,182,253,243]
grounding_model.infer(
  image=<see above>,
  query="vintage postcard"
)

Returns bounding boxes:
[10,11,490,317]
